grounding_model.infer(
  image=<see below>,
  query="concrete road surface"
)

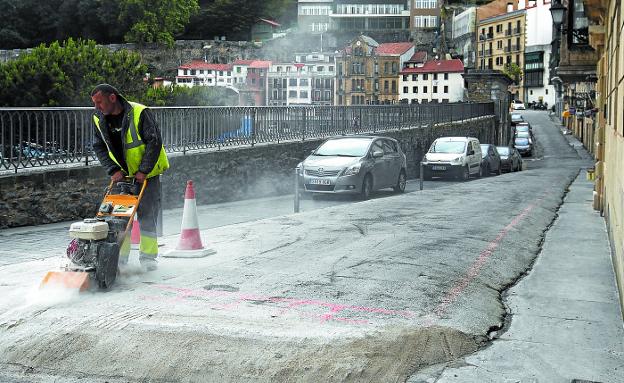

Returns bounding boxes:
[0,111,602,382]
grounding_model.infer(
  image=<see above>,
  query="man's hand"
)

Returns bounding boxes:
[111,170,124,182]
[134,172,147,183]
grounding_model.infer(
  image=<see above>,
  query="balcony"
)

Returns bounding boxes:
[505,30,512,36]
[512,45,520,52]
[504,46,511,53]
[484,49,492,56]
[513,27,522,35]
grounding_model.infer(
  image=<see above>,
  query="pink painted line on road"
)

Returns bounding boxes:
[151,284,414,325]
[426,202,537,325]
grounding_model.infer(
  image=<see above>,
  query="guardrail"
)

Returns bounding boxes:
[0,102,494,173]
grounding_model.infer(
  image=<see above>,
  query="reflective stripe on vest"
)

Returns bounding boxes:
[93,102,169,178]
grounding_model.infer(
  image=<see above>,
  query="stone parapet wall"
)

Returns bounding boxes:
[0,117,495,229]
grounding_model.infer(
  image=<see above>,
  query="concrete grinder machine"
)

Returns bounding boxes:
[40,179,147,291]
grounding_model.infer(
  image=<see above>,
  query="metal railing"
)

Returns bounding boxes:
[0,102,495,173]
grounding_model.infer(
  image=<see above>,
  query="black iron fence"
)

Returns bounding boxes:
[0,102,494,173]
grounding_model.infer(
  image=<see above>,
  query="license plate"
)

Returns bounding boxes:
[432,165,446,171]
[309,178,330,185]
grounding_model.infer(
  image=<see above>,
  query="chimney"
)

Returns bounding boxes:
[507,3,514,12]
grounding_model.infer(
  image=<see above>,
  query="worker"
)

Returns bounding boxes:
[90,84,169,271]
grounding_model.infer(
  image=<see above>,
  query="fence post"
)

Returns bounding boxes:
[294,168,300,213]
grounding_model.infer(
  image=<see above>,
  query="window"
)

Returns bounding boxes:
[423,74,428,80]
[423,86,428,93]
[433,86,438,93]
[444,86,448,93]
[289,78,297,86]
[289,90,297,97]
[412,74,417,81]
[403,86,409,93]
[384,62,389,74]
[413,86,418,93]
[569,0,589,45]
[384,80,389,91]
[403,75,408,81]
[444,73,448,80]
[392,62,398,74]
[300,79,309,86]
[391,80,397,93]
[433,73,438,80]
[300,91,308,98]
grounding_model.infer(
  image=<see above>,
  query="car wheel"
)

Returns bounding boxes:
[360,174,373,200]
[462,165,470,181]
[393,170,406,193]
[477,165,483,178]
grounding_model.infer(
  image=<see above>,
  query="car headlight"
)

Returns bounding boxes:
[449,156,463,165]
[343,163,361,176]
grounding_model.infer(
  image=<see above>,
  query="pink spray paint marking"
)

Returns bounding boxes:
[425,201,538,326]
[148,284,415,325]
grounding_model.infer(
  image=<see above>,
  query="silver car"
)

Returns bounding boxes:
[298,136,407,199]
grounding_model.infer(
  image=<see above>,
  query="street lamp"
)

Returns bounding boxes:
[550,0,567,28]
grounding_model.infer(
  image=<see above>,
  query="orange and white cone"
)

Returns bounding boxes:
[130,215,141,249]
[163,180,215,258]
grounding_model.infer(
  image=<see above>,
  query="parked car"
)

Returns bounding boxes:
[421,137,482,181]
[514,135,533,156]
[512,100,526,110]
[298,135,407,200]
[497,146,523,172]
[511,113,524,124]
[480,144,502,176]
[514,123,534,140]
[515,130,533,145]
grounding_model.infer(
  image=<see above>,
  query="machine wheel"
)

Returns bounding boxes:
[393,170,406,193]
[360,174,373,200]
[96,242,120,289]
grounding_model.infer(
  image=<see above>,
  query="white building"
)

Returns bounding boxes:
[175,61,234,88]
[399,59,464,103]
[267,63,313,105]
[451,7,477,69]
[295,52,336,105]
[298,0,332,33]
[522,0,555,106]
[232,59,254,87]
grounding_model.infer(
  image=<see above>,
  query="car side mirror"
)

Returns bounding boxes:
[372,150,383,158]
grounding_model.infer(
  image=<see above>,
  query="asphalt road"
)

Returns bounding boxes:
[0,111,592,382]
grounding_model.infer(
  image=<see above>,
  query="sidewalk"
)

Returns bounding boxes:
[410,137,624,382]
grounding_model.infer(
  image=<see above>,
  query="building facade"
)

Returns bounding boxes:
[296,53,336,105]
[399,59,464,103]
[451,7,477,69]
[175,61,234,88]
[476,8,527,101]
[298,0,332,34]
[240,60,271,106]
[335,36,414,105]
[523,0,555,106]
[267,63,313,106]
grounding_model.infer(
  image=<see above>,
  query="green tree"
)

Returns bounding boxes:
[119,0,200,47]
[503,63,523,84]
[184,0,295,40]
[0,39,147,107]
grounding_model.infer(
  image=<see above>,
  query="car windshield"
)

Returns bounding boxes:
[430,141,466,154]
[314,138,371,157]
[497,146,510,155]
[516,131,530,138]
[515,138,529,145]
[516,126,529,132]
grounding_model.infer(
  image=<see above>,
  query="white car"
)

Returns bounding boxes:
[421,137,482,180]
[512,100,526,110]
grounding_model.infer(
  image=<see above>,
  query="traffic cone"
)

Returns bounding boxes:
[130,215,140,249]
[162,180,215,258]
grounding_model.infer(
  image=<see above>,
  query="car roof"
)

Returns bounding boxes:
[329,135,392,141]
[434,136,476,142]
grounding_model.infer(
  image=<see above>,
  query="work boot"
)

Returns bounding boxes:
[139,256,158,272]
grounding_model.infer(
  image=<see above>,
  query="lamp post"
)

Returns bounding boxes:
[549,0,567,29]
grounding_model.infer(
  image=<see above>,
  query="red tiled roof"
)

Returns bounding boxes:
[179,60,232,71]
[399,59,465,74]
[233,59,255,65]
[375,42,414,55]
[249,60,272,68]
[259,18,281,27]
[407,51,428,63]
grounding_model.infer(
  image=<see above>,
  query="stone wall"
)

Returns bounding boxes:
[0,117,495,229]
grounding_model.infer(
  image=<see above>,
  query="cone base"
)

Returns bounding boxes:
[161,248,216,259]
